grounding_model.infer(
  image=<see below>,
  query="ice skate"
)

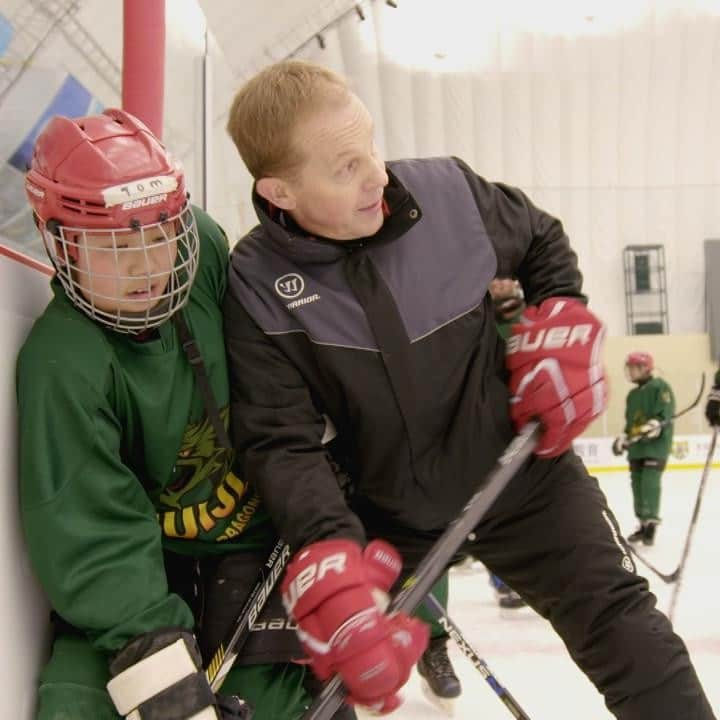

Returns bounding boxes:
[643,519,659,546]
[627,525,646,543]
[490,574,526,609]
[498,588,526,609]
[417,636,461,715]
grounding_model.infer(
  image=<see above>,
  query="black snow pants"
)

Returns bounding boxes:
[355,450,715,720]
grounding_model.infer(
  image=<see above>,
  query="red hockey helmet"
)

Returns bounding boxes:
[626,351,654,372]
[625,351,654,382]
[24,108,199,334]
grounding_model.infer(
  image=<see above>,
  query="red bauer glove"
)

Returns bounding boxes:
[505,297,607,457]
[281,539,429,714]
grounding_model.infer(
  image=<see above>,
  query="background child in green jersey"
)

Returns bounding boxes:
[612,351,676,546]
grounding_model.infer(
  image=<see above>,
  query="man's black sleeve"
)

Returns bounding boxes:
[453,156,586,306]
[223,277,366,552]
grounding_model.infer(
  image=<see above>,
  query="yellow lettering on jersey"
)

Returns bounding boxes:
[180,506,198,538]
[225,470,246,497]
[159,473,256,540]
[197,502,215,532]
[211,482,236,519]
[216,495,261,542]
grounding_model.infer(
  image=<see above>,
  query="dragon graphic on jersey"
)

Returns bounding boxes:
[157,408,261,541]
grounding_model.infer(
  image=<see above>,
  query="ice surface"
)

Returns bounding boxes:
[357,467,720,719]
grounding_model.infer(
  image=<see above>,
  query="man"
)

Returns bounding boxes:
[17,109,342,720]
[223,60,714,718]
[612,352,675,546]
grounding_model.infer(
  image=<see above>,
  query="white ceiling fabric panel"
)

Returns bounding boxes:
[199,0,720,336]
[443,73,475,166]
[337,12,387,156]
[412,70,443,157]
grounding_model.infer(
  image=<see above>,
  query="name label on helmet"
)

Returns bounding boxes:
[102,175,178,208]
[25,182,45,199]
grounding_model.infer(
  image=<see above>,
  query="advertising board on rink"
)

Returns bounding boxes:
[572,434,719,474]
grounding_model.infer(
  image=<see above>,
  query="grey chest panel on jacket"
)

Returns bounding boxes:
[231,157,498,350]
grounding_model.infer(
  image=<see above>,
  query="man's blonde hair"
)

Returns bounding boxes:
[227,60,349,180]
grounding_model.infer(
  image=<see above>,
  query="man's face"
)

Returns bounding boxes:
[70,221,178,314]
[281,93,389,241]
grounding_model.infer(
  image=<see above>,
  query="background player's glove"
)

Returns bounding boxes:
[506,297,607,457]
[107,628,252,720]
[638,418,662,439]
[705,386,720,426]
[612,434,628,456]
[281,538,428,714]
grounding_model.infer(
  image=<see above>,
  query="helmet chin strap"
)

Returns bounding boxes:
[118,297,173,334]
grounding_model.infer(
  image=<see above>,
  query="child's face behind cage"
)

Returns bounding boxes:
[63,220,178,315]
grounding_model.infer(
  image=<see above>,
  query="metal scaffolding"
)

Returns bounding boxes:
[623,244,669,335]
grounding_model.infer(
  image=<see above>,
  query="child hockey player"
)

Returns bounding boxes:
[17,109,354,720]
[612,351,675,546]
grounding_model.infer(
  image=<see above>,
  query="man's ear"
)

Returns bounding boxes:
[256,177,296,211]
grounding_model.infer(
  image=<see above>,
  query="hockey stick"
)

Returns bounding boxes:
[205,538,291,692]
[628,544,678,584]
[422,592,532,720]
[629,428,717,587]
[625,373,706,448]
[667,427,717,619]
[300,420,542,720]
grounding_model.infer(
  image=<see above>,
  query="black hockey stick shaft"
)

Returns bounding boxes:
[630,427,717,586]
[626,373,706,447]
[422,592,532,720]
[667,427,717,621]
[300,421,542,720]
[205,538,291,692]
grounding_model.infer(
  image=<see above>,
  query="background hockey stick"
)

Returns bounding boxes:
[300,420,542,720]
[629,427,717,587]
[667,427,717,620]
[628,544,679,584]
[422,592,532,720]
[205,538,291,692]
[625,373,706,448]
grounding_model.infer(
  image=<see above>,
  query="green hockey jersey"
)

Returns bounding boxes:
[624,376,675,461]
[17,207,272,655]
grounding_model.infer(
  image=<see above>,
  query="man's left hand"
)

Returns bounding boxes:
[506,297,607,457]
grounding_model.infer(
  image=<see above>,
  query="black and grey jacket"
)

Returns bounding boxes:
[225,156,584,551]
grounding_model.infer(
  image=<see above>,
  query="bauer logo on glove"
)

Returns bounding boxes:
[505,297,608,457]
[281,538,429,714]
[506,323,594,354]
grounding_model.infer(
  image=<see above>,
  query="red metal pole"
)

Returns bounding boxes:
[122,0,165,138]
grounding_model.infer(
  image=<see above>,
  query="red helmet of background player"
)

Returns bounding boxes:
[626,351,654,372]
[625,351,654,382]
[24,108,199,334]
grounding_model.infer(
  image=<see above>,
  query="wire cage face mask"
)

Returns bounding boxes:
[45,203,199,334]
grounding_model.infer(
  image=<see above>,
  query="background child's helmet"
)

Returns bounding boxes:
[625,351,654,372]
[24,108,199,333]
